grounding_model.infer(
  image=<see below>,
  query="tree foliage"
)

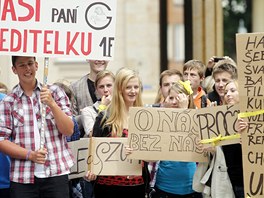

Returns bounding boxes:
[222,0,252,60]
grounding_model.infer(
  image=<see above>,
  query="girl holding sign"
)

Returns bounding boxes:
[222,80,247,198]
[91,67,146,198]
[194,80,248,198]
[150,81,202,198]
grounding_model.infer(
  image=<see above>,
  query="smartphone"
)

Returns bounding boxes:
[214,57,225,62]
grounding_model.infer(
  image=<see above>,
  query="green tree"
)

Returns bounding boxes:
[223,0,252,60]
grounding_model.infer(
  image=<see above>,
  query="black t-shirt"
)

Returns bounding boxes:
[87,78,97,103]
[208,86,221,105]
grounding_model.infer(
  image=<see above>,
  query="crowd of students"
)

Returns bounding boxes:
[0,55,249,198]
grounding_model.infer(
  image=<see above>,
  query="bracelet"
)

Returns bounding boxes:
[98,104,107,112]
[26,150,31,160]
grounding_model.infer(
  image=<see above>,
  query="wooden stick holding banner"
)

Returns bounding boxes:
[40,57,49,149]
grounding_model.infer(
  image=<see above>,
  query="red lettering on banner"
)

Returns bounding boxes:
[1,0,41,21]
[29,30,41,52]
[23,29,27,52]
[54,31,64,54]
[81,32,92,56]
[43,30,53,54]
[0,28,93,56]
[35,0,40,21]
[10,29,22,51]
[1,0,17,21]
[66,32,79,55]
[18,0,34,21]
[0,28,8,51]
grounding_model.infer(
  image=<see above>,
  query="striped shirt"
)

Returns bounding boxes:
[0,81,74,184]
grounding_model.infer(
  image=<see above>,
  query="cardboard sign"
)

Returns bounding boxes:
[0,0,117,59]
[236,32,264,197]
[89,137,142,176]
[68,138,89,179]
[128,107,207,162]
[196,104,240,146]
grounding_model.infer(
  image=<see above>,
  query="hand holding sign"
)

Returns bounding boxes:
[29,148,48,164]
[84,170,97,182]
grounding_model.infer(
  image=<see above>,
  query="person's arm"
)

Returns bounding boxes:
[40,86,74,136]
[81,107,96,136]
[66,117,81,142]
[205,56,216,77]
[0,140,47,164]
[0,95,48,164]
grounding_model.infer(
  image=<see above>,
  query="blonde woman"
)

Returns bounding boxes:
[92,67,145,198]
[195,80,247,198]
[222,80,247,198]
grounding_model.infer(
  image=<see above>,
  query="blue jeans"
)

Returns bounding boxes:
[79,179,94,198]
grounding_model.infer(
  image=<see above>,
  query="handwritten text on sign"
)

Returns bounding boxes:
[0,0,117,59]
[89,138,142,176]
[68,138,89,180]
[128,105,239,162]
[236,32,264,197]
[197,104,240,146]
[128,107,206,162]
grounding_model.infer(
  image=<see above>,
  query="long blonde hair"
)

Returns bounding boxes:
[104,67,143,137]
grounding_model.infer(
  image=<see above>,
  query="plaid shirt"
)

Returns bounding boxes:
[0,81,74,184]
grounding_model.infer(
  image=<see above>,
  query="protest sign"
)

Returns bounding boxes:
[236,32,264,197]
[196,104,240,146]
[0,0,117,59]
[68,138,89,179]
[89,137,142,176]
[128,107,207,162]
